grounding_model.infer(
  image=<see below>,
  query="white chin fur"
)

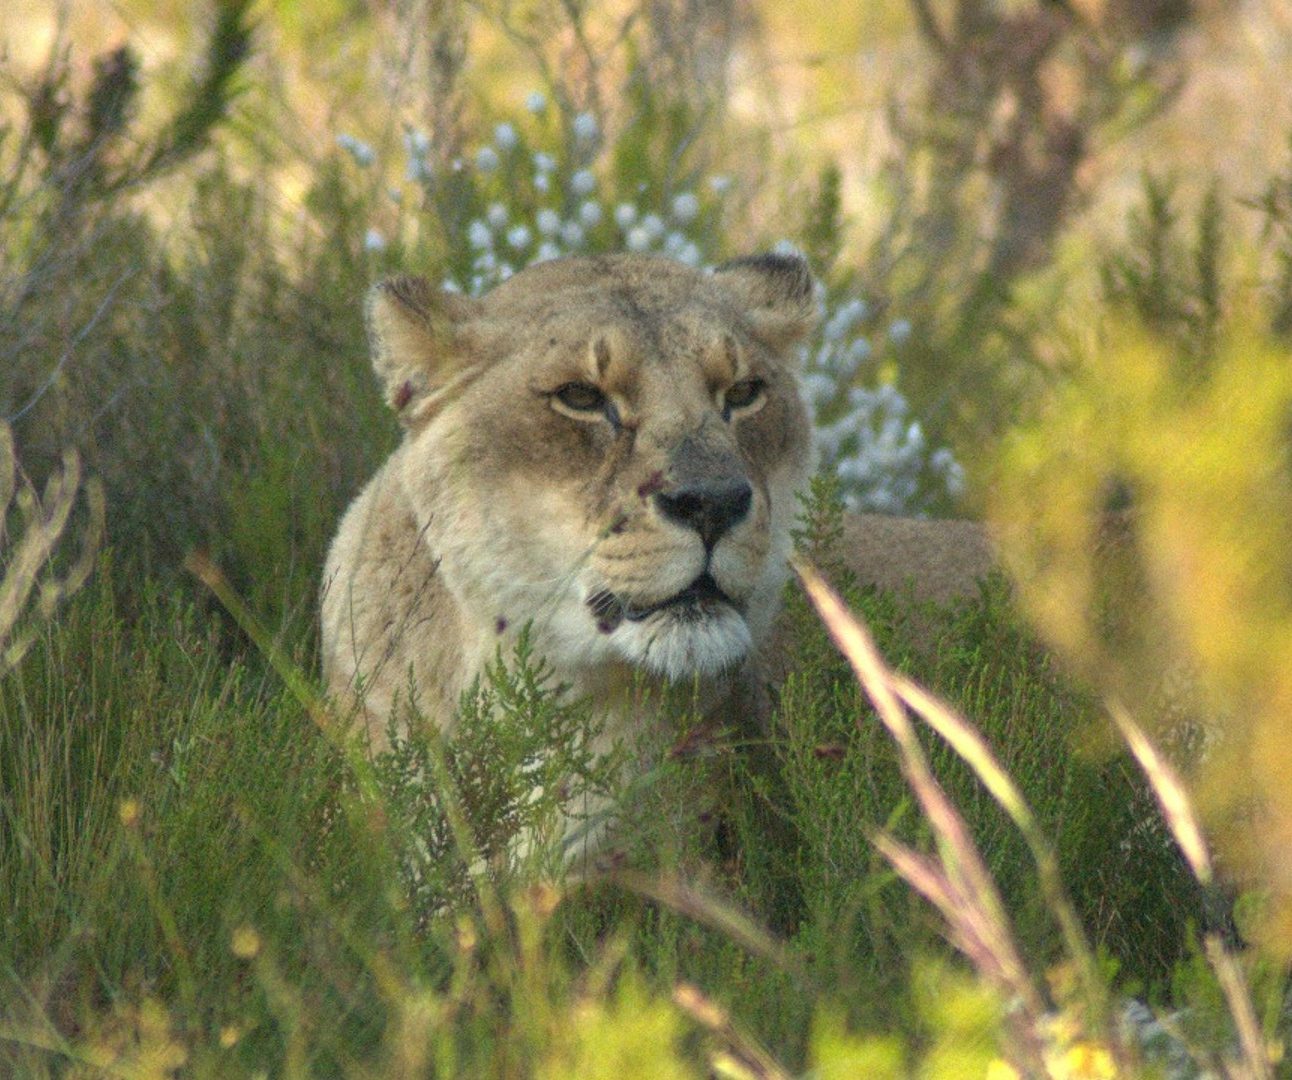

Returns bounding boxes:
[609,606,752,680]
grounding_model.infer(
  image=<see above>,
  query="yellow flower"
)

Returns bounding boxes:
[1055,1042,1116,1079]
[986,1061,1021,1080]
[230,925,261,959]
[118,798,141,828]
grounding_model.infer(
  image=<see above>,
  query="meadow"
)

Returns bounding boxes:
[2,1,1292,1075]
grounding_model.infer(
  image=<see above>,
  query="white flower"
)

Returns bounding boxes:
[670,191,699,222]
[533,151,556,173]
[708,174,732,194]
[467,220,492,250]
[614,203,638,230]
[572,112,599,141]
[474,251,497,272]
[875,383,906,414]
[678,242,701,267]
[476,145,500,172]
[625,226,651,252]
[493,122,518,150]
[363,228,387,252]
[403,128,430,156]
[406,158,429,182]
[772,238,804,258]
[845,338,873,368]
[442,278,462,293]
[664,231,687,255]
[524,90,547,114]
[536,208,561,236]
[570,169,596,196]
[824,298,868,341]
[506,224,532,250]
[534,241,561,263]
[800,372,834,408]
[486,203,509,229]
[931,448,966,498]
[336,134,375,167]
[498,263,514,280]
[560,220,585,247]
[640,213,664,241]
[579,200,603,227]
[534,173,550,194]
[889,318,913,344]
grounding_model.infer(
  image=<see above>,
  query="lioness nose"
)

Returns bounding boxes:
[655,478,753,548]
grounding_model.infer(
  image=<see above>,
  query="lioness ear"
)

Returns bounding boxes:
[366,275,483,424]
[712,252,817,351]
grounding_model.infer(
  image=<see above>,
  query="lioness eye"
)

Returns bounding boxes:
[724,378,765,414]
[555,382,607,412]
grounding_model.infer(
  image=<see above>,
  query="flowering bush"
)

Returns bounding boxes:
[800,290,965,514]
[337,92,722,292]
[336,93,964,515]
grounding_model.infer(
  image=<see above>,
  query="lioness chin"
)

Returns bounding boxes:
[320,252,993,793]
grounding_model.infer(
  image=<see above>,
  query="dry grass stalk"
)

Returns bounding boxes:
[1109,703,1273,1077]
[1108,701,1213,886]
[893,672,1108,1023]
[1203,934,1274,1080]
[0,421,104,676]
[672,981,791,1080]
[796,556,1276,1077]
[792,558,1048,1044]
[591,869,806,984]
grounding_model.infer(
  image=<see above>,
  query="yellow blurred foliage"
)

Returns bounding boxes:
[538,972,699,1080]
[991,316,1292,953]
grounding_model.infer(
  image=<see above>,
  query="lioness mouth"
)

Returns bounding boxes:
[589,573,739,632]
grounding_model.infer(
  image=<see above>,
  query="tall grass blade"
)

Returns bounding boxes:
[591,870,808,985]
[792,558,1046,1025]
[1204,934,1274,1080]
[892,672,1108,1024]
[1108,701,1213,886]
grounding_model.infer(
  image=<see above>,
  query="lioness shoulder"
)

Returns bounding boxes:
[320,253,993,748]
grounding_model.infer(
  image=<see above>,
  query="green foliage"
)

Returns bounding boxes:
[377,629,617,918]
[1101,174,1228,371]
[3,141,386,630]
[3,1,252,212]
[0,520,1221,1075]
[753,559,1196,994]
[800,161,845,281]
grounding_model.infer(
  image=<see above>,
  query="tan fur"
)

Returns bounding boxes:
[320,253,995,756]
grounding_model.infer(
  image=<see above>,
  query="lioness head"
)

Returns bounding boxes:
[363,252,816,691]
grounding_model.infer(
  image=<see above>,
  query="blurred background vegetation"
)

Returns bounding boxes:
[4,0,1292,1075]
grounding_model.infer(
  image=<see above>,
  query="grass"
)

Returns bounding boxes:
[0,538,1215,1075]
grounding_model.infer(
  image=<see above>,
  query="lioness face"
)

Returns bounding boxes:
[367,253,816,686]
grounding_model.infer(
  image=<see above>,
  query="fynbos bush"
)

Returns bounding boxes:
[376,629,616,919]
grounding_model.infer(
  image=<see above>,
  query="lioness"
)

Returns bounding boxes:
[320,252,993,753]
